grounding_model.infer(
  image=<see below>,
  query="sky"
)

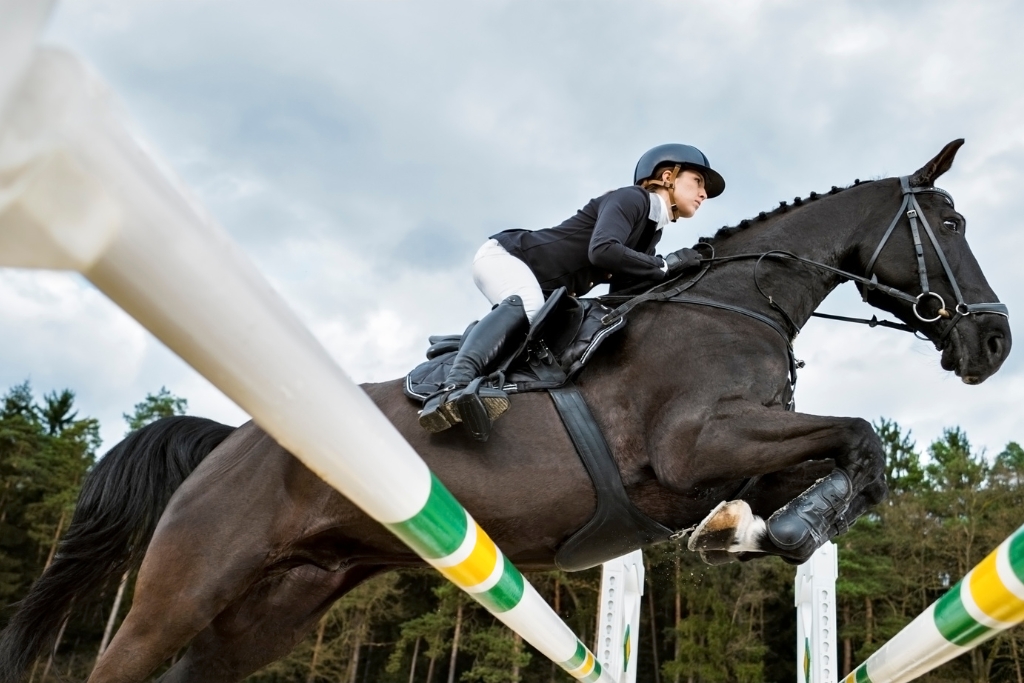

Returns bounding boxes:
[1,0,1022,459]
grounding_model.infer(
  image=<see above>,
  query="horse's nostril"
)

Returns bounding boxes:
[987,334,1004,358]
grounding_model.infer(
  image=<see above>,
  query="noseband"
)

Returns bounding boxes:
[861,176,1009,342]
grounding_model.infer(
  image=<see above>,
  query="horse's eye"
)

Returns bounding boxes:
[943,220,959,233]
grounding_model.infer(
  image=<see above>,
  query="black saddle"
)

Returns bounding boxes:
[404,288,626,401]
[405,288,675,571]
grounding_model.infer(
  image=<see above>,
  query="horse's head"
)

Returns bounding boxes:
[854,139,1011,384]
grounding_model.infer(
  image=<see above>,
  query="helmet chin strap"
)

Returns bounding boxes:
[641,164,682,220]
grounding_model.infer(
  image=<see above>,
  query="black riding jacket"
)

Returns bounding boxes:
[491,186,666,297]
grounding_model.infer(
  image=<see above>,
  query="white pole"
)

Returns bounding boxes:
[0,46,613,682]
[0,0,54,118]
[796,542,838,683]
[596,550,645,683]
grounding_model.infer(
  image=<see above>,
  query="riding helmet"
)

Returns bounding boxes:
[634,143,726,198]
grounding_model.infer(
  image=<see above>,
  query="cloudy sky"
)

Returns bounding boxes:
[2,0,1022,459]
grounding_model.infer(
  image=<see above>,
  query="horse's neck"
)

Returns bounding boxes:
[700,184,884,330]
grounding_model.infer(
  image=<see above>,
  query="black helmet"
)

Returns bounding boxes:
[634,143,726,198]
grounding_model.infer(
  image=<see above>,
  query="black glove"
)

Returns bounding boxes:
[662,247,702,277]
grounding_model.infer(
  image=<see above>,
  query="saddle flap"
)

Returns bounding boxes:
[524,287,586,357]
[426,336,461,360]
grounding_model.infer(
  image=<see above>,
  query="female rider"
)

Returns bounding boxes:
[419,143,726,441]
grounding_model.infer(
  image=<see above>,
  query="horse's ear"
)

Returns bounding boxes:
[910,139,965,187]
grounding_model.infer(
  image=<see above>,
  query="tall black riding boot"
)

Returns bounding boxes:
[418,296,530,441]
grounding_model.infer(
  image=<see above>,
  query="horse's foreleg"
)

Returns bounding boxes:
[672,406,885,490]
[155,563,385,683]
[676,407,887,562]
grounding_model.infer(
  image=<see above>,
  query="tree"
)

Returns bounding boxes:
[992,442,1024,488]
[2,382,37,420]
[40,390,78,436]
[460,623,530,683]
[388,608,453,683]
[123,387,188,433]
[0,383,98,600]
[874,418,925,495]
[0,382,100,681]
[662,554,769,683]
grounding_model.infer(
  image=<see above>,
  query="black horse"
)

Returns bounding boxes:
[0,140,1011,683]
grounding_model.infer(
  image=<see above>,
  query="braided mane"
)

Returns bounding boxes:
[698,178,877,244]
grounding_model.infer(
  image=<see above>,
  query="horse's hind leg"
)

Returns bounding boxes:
[87,524,273,683]
[156,563,385,683]
[88,447,321,682]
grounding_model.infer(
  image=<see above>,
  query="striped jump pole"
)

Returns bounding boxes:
[844,523,1024,683]
[0,19,615,683]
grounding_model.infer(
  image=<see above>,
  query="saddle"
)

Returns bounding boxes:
[405,288,624,400]
[405,288,674,571]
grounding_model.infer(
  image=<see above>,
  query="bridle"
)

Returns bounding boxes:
[601,176,1009,350]
[856,176,1008,343]
[742,176,1009,346]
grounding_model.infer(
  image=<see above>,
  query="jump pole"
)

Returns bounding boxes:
[843,522,1024,683]
[0,13,618,682]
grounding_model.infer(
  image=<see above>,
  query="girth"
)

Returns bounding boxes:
[536,296,774,571]
[528,351,675,572]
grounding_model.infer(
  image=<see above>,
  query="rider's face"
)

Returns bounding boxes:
[670,170,708,219]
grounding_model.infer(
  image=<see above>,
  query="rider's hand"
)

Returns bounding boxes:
[661,247,702,277]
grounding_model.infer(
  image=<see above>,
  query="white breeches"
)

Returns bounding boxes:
[472,239,545,322]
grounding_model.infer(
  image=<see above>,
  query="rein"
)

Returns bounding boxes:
[601,176,1009,349]
[600,267,804,410]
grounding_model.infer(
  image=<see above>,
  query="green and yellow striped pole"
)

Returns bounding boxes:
[0,38,614,682]
[844,523,1024,683]
[385,473,611,682]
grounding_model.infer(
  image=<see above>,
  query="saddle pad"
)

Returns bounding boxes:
[404,298,627,400]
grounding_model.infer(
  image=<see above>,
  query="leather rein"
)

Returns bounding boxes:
[601,176,1009,351]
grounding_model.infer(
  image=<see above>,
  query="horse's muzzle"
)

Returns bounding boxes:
[941,313,1011,384]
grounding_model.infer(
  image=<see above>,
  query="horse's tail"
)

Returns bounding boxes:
[0,415,234,681]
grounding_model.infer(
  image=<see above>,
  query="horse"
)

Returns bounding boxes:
[0,140,1011,683]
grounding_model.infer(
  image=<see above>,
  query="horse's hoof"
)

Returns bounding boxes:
[688,501,730,551]
[688,500,766,554]
[698,549,738,566]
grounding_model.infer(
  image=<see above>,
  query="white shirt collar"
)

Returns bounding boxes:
[648,192,674,230]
